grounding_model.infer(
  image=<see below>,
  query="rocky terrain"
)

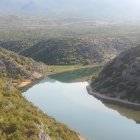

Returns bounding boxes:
[90,46,140,103]
[0,47,46,81]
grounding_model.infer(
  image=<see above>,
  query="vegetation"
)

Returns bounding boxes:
[49,65,102,82]
[0,80,79,140]
[0,48,80,140]
[0,15,140,139]
[0,35,138,65]
[1,16,140,65]
[0,47,46,84]
[91,46,140,103]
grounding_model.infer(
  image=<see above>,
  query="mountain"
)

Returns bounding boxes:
[0,48,79,140]
[16,38,118,65]
[90,46,140,103]
[0,15,140,66]
[0,36,136,65]
[0,0,140,21]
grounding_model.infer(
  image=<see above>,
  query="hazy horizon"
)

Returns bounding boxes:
[0,0,140,21]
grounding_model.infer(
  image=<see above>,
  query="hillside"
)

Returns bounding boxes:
[0,48,80,140]
[21,38,117,65]
[1,16,140,66]
[90,46,140,103]
[0,47,46,82]
[0,37,136,65]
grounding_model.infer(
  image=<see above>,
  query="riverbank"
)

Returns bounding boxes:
[18,65,101,89]
[17,65,98,88]
[79,135,86,140]
[87,86,140,111]
[16,71,44,88]
[19,82,87,140]
[19,66,92,140]
[18,80,32,88]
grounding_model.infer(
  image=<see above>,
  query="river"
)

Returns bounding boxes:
[23,76,140,140]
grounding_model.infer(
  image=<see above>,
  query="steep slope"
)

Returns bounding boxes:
[0,47,46,81]
[0,81,79,140]
[0,48,80,140]
[90,46,140,103]
[0,41,29,53]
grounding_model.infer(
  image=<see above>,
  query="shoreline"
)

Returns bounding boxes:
[18,80,32,88]
[87,86,140,111]
[79,135,86,140]
[17,72,45,89]
[18,73,87,140]
[18,65,96,89]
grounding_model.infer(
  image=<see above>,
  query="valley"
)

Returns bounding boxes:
[0,47,86,140]
[0,14,140,140]
[1,15,140,66]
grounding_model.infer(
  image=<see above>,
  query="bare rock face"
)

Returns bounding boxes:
[39,131,51,140]
[91,46,140,103]
[37,124,51,140]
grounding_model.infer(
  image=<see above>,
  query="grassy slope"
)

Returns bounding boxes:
[0,80,79,140]
[0,48,79,140]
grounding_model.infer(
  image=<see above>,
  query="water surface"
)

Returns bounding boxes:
[23,77,140,140]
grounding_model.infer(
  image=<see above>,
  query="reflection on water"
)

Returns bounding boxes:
[104,104,140,124]
[49,66,101,83]
[23,77,140,140]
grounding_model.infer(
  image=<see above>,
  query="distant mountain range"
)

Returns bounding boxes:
[0,0,140,21]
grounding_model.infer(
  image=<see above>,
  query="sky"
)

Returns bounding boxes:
[0,0,140,21]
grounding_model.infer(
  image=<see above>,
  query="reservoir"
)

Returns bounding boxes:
[23,74,140,140]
